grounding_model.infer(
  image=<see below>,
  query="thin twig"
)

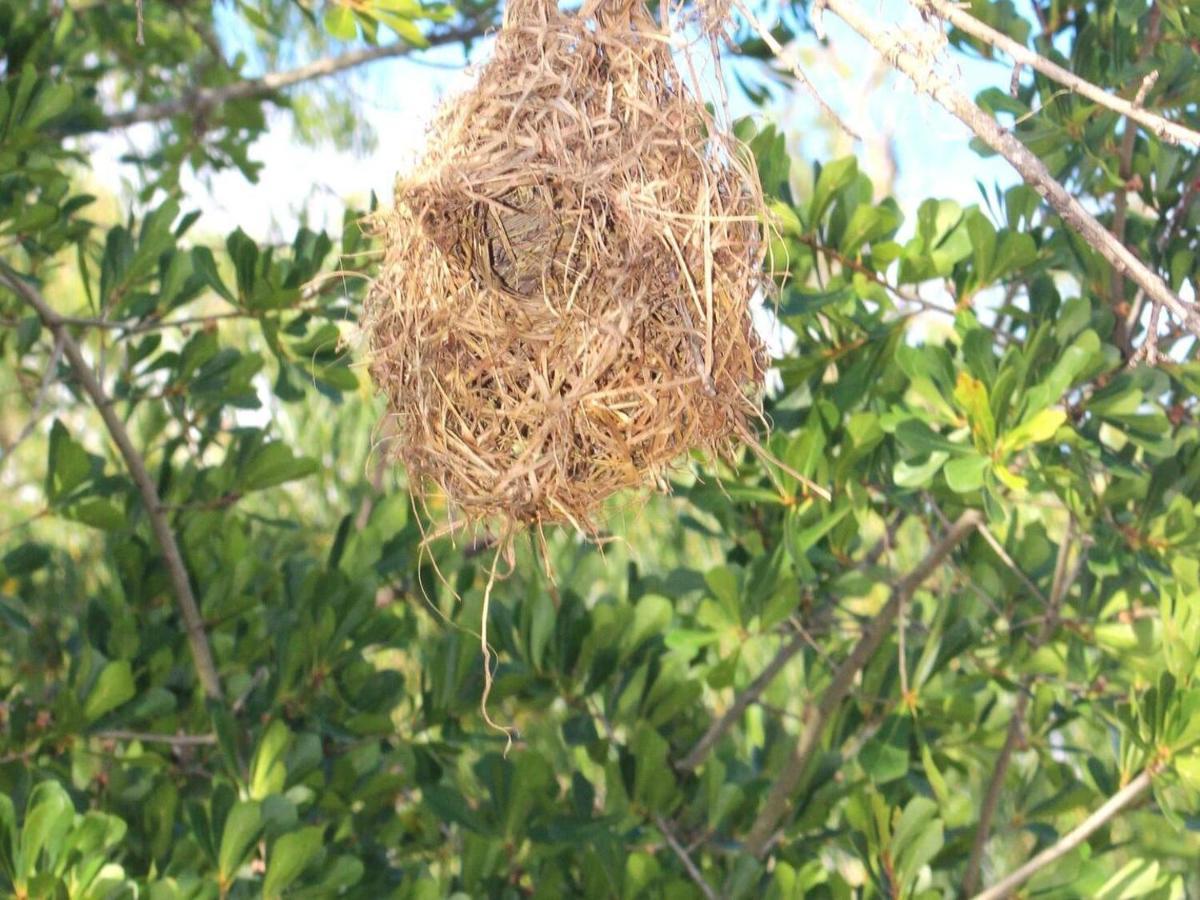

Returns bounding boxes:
[970,768,1157,900]
[0,264,223,701]
[93,729,216,746]
[974,522,1050,607]
[94,23,490,131]
[824,0,1200,342]
[732,0,861,142]
[58,310,249,333]
[1127,158,1200,363]
[916,0,1199,148]
[677,631,807,771]
[961,522,1078,896]
[742,510,981,857]
[654,814,718,900]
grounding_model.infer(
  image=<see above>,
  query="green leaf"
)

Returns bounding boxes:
[65,498,126,531]
[249,721,292,800]
[999,408,1067,456]
[375,11,429,46]
[21,81,73,132]
[263,827,324,898]
[46,420,92,502]
[953,371,995,448]
[810,157,857,224]
[859,716,909,784]
[891,797,943,889]
[1023,330,1101,415]
[239,443,318,492]
[944,453,990,493]
[16,782,74,882]
[965,209,997,281]
[217,801,263,881]
[323,5,358,40]
[894,451,949,488]
[894,419,969,456]
[83,660,135,722]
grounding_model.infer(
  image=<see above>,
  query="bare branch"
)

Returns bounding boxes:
[917,0,1199,148]
[971,768,1156,900]
[823,0,1200,342]
[95,23,490,131]
[0,264,223,701]
[742,510,981,857]
[962,524,1079,895]
[654,814,718,900]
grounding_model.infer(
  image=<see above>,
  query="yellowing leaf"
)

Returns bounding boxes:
[952,372,995,449]
[992,462,1027,492]
[1000,408,1067,455]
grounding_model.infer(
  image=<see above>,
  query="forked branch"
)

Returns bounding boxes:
[0,264,223,701]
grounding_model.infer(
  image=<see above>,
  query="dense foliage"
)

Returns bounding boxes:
[1,0,1199,897]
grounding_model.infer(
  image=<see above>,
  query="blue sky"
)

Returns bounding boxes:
[90,0,1023,245]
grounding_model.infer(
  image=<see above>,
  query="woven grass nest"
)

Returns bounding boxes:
[363,0,774,534]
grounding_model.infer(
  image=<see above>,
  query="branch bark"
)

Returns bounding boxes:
[970,768,1156,900]
[94,23,490,131]
[742,510,981,857]
[825,0,1200,341]
[0,265,223,701]
[917,0,1199,148]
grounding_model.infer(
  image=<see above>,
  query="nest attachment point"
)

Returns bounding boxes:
[363,0,771,533]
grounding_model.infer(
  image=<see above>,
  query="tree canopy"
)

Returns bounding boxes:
[2,0,1200,897]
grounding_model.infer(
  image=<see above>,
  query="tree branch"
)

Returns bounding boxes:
[970,768,1156,900]
[94,23,490,131]
[742,510,981,857]
[0,264,224,701]
[916,0,1199,148]
[961,525,1079,896]
[824,0,1200,342]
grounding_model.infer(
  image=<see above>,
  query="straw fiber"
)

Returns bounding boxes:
[363,0,770,534]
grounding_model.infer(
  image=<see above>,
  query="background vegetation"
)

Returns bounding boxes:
[2,0,1199,896]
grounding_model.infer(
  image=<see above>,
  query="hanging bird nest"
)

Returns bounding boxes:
[362,0,773,534]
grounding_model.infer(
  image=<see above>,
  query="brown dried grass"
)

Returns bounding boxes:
[362,0,774,536]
